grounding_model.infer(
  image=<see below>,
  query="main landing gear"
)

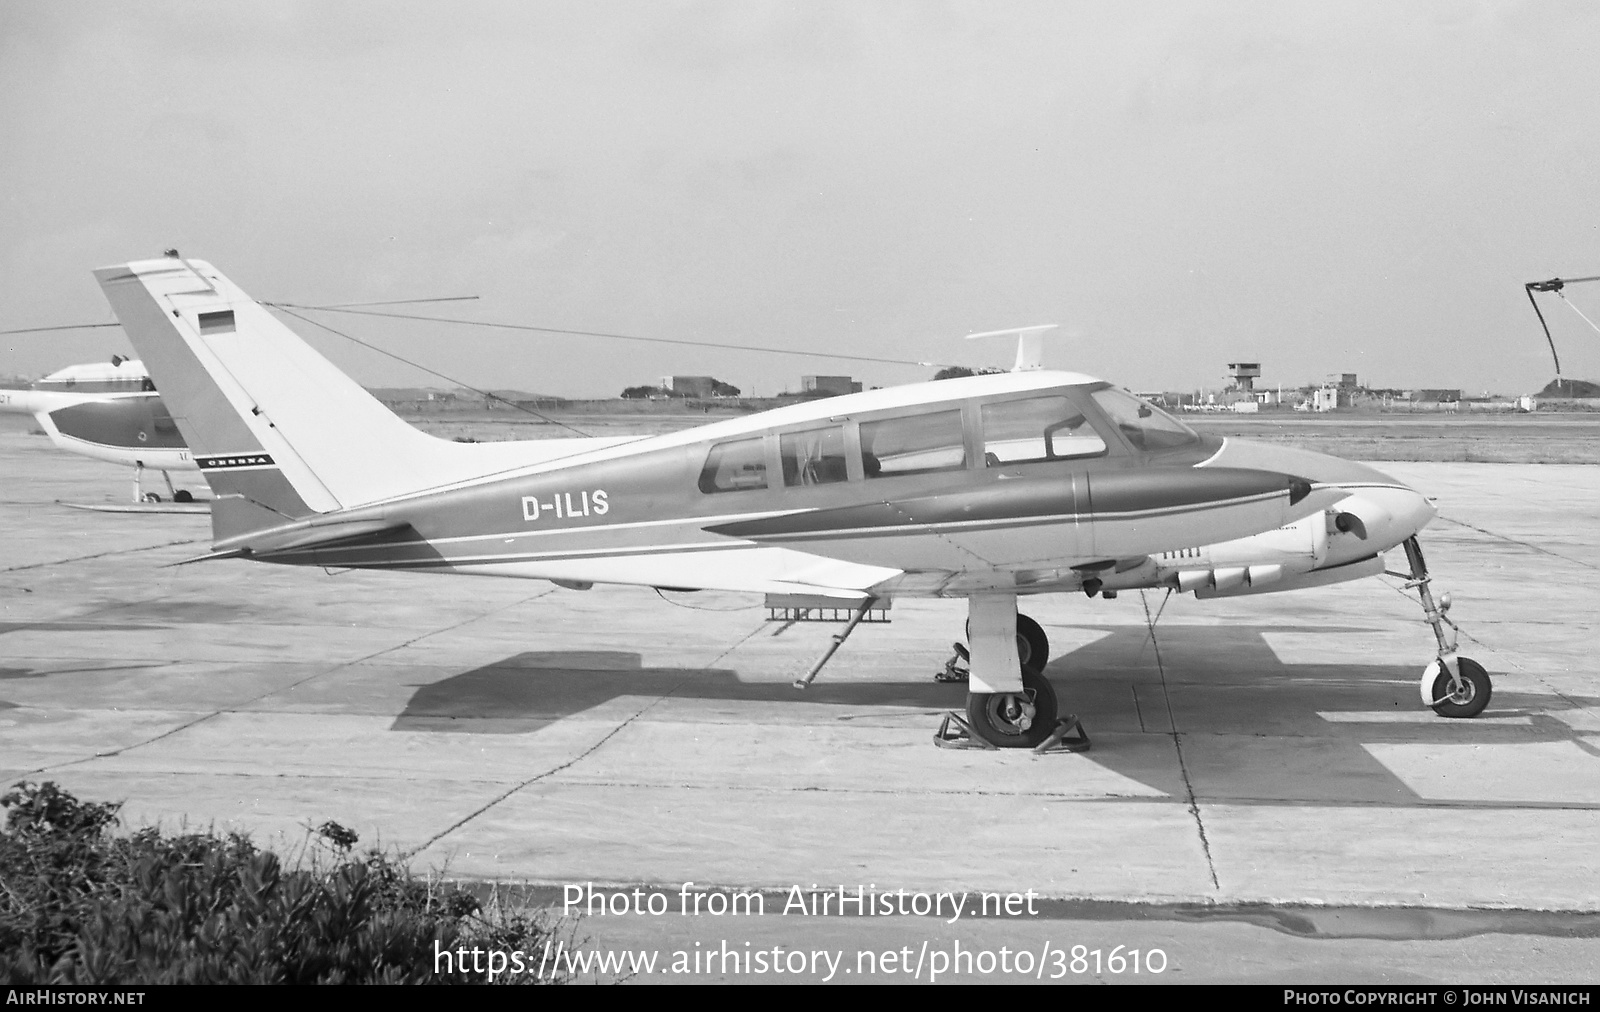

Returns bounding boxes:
[783,593,1083,752]
[935,613,1049,682]
[934,599,1088,753]
[1400,536,1491,718]
[132,462,196,504]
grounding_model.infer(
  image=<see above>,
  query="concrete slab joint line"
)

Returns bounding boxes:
[1438,514,1599,572]
[27,588,556,776]
[1383,572,1594,720]
[1377,576,1519,668]
[1141,589,1220,893]
[2,536,208,574]
[410,619,771,856]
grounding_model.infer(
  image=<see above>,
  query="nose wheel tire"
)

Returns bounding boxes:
[966,667,1059,748]
[1426,657,1491,718]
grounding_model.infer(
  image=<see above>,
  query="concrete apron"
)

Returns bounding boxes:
[3,433,1599,919]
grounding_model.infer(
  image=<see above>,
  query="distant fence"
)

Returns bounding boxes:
[1531,398,1600,412]
[1380,398,1600,413]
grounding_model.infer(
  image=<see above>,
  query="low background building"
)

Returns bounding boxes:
[801,375,862,397]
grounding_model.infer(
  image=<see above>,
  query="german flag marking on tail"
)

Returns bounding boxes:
[198,310,236,335]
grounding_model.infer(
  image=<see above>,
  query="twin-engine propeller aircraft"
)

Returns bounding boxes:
[91,253,1489,748]
[0,357,202,505]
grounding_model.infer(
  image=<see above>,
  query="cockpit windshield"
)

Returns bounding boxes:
[1088,388,1200,452]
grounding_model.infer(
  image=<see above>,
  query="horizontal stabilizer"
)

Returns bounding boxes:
[214,517,412,557]
[169,548,249,566]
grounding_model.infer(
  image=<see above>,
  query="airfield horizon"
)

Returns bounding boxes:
[373,408,1600,467]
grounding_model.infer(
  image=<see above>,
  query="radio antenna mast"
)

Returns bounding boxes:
[1525,274,1600,394]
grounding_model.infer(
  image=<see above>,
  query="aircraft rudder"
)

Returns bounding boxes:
[99,256,485,514]
[94,258,326,538]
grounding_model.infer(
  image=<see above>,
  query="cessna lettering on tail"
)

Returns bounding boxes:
[197,453,276,470]
[522,490,609,522]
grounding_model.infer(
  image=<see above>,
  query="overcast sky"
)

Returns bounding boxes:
[3,1,1599,397]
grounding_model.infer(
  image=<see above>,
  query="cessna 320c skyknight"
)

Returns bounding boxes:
[92,254,1488,748]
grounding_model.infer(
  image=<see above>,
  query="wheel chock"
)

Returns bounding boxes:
[933,642,971,683]
[1033,715,1091,754]
[933,712,995,749]
[932,712,1092,753]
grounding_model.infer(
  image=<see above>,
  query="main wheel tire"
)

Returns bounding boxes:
[963,615,1052,672]
[1016,614,1049,672]
[966,667,1059,748]
[1428,657,1491,718]
[173,490,194,503]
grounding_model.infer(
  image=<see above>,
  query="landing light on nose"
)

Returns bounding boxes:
[1333,512,1368,539]
[1324,486,1436,561]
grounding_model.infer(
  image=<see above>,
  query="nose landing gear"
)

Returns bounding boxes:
[132,462,197,505]
[1400,536,1491,718]
[1425,656,1492,718]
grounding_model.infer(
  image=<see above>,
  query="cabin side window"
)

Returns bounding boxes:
[859,410,966,478]
[980,396,1106,464]
[780,426,849,486]
[698,437,769,493]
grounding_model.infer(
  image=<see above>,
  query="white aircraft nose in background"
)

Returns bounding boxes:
[0,358,200,503]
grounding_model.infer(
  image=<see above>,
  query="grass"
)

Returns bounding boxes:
[0,781,566,984]
[1184,413,1600,464]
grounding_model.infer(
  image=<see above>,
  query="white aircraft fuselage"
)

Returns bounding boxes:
[193,371,1424,604]
[0,361,194,474]
[85,255,1481,747]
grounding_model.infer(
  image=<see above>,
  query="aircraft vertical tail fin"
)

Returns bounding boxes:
[93,255,614,545]
[964,325,1059,372]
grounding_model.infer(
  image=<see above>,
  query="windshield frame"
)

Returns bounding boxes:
[1079,384,1203,456]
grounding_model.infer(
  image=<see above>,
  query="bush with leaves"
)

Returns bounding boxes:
[0,782,562,984]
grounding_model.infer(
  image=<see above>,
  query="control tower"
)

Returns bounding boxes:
[1227,362,1261,392]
